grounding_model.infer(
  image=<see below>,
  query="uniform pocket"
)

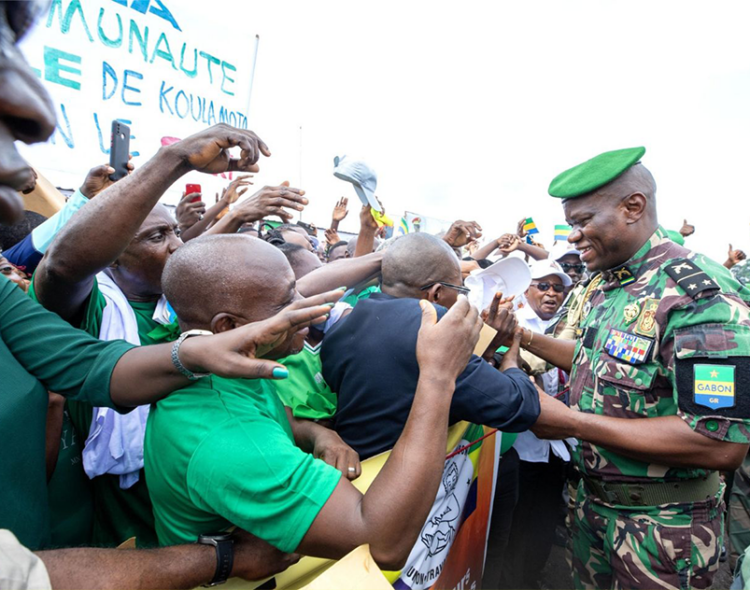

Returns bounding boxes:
[594,354,660,418]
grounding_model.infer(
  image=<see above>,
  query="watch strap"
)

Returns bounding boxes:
[172,329,212,380]
[198,533,234,586]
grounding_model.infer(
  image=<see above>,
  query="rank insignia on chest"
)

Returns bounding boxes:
[634,298,659,338]
[612,265,635,286]
[694,364,735,409]
[604,329,654,365]
[623,302,640,324]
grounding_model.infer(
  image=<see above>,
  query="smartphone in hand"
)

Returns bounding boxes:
[185,184,202,202]
[109,121,130,181]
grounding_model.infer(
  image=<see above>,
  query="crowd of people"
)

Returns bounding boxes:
[2,3,750,590]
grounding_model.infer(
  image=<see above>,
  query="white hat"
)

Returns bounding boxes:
[465,257,532,311]
[528,259,573,287]
[554,247,581,261]
[333,155,381,212]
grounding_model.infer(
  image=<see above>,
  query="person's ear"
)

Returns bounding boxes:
[621,192,648,224]
[211,313,244,334]
[427,284,442,304]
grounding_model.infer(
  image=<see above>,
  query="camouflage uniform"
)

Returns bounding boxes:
[729,452,750,568]
[732,260,750,287]
[567,226,750,590]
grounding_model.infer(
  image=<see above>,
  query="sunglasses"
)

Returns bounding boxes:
[420,281,471,296]
[532,282,566,294]
[559,262,585,272]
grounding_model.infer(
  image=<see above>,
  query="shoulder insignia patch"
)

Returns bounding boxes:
[664,258,720,299]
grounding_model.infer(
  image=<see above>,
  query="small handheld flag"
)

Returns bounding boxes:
[523,217,539,235]
[371,208,394,228]
[554,225,572,241]
[397,217,410,236]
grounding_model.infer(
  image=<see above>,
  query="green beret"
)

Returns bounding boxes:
[548,146,646,199]
[666,229,685,246]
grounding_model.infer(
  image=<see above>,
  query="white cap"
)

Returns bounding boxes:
[528,259,573,287]
[554,247,581,262]
[333,155,381,212]
[465,257,532,311]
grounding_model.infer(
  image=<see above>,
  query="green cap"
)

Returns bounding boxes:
[548,146,646,199]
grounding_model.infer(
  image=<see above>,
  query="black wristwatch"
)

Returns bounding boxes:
[197,532,234,586]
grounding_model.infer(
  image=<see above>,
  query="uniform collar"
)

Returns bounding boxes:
[601,226,670,292]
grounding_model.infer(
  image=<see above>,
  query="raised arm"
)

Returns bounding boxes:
[353,205,379,258]
[296,251,383,297]
[34,125,269,320]
[180,175,255,241]
[202,182,308,237]
[297,297,483,569]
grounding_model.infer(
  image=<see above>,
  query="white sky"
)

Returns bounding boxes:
[237,0,750,263]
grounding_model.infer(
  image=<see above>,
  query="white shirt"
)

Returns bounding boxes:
[512,302,575,463]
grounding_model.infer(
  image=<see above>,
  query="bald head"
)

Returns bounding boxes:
[163,234,296,329]
[382,233,460,294]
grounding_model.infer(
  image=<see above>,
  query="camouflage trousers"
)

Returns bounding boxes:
[567,479,724,590]
[729,452,750,569]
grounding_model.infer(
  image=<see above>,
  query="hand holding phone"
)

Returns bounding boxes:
[109,121,130,181]
[185,184,202,203]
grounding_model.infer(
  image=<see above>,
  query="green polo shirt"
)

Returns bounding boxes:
[0,276,133,549]
[144,375,341,551]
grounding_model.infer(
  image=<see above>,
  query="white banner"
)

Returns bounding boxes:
[19,0,258,201]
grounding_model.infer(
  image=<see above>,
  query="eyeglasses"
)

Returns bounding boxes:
[559,262,585,272]
[531,282,566,294]
[420,281,471,296]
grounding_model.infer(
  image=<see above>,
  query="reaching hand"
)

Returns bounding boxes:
[232,181,308,223]
[231,528,301,581]
[79,160,134,199]
[679,219,695,238]
[359,204,379,232]
[175,191,206,231]
[332,197,349,222]
[325,227,341,245]
[171,124,270,174]
[178,289,344,379]
[499,328,523,372]
[497,234,520,255]
[416,296,483,382]
[480,291,518,359]
[223,174,254,205]
[516,218,528,238]
[442,220,483,248]
[312,429,361,480]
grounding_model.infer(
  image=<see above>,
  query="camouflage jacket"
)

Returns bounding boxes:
[732,260,750,286]
[570,226,750,483]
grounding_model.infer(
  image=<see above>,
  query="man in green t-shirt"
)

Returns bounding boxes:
[145,235,484,568]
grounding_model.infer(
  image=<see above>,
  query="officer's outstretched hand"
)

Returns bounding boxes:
[530,383,577,440]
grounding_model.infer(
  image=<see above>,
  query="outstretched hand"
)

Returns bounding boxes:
[173,124,270,174]
[728,243,747,266]
[443,220,483,248]
[332,197,349,223]
[480,291,517,360]
[233,181,308,223]
[178,288,344,379]
[80,159,134,199]
[679,219,695,238]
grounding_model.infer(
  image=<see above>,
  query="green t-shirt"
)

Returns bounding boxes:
[276,341,337,420]
[47,407,94,547]
[0,276,132,549]
[144,375,342,552]
[32,277,175,547]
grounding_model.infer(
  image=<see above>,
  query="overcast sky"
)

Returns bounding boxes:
[231,0,750,262]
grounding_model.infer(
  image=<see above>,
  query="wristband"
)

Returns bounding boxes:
[197,532,234,586]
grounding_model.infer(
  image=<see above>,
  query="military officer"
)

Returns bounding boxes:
[519,147,750,589]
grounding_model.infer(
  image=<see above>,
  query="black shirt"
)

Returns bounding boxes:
[322,293,540,459]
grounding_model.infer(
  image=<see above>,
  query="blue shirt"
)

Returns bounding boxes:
[322,292,540,459]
